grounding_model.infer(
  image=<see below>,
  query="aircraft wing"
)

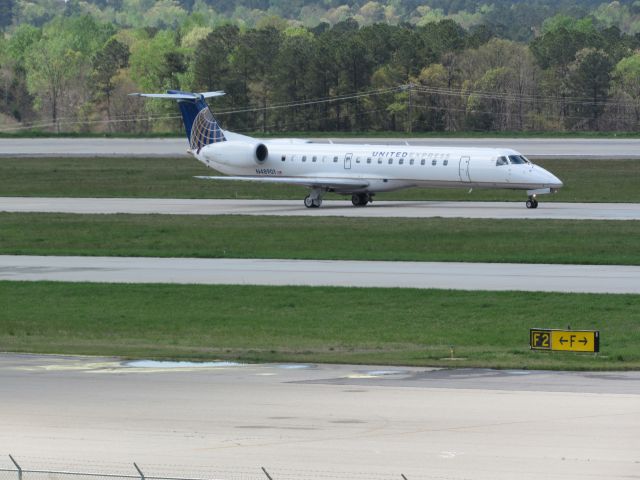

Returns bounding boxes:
[194,175,370,190]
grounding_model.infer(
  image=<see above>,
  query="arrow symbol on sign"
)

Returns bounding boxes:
[580,337,588,345]
[559,337,567,345]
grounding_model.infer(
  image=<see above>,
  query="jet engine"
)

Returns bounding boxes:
[203,141,269,167]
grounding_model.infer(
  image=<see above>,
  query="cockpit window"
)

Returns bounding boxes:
[496,156,508,166]
[508,155,530,164]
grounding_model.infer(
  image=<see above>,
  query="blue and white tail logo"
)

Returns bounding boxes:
[130,90,226,152]
[188,105,226,151]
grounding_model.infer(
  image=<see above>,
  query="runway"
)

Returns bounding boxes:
[1,354,639,480]
[3,197,640,220]
[2,137,640,158]
[2,255,639,293]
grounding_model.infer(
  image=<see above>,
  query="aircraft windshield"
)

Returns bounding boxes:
[496,156,508,166]
[508,155,530,164]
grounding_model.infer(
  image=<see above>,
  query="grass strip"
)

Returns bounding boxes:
[1,281,638,370]
[0,157,638,203]
[1,213,639,265]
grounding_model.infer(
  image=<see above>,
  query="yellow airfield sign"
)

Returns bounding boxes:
[530,329,599,353]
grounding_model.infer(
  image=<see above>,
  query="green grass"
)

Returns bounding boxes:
[1,157,639,202]
[1,281,638,369]
[2,156,638,370]
[1,213,639,265]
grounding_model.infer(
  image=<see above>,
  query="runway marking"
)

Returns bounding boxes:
[125,360,244,368]
[10,358,320,376]
[439,451,463,459]
[16,359,252,374]
[17,361,121,372]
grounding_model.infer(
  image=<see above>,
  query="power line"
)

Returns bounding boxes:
[3,83,639,133]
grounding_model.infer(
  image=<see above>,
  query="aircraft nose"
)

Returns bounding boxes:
[545,170,563,188]
[536,165,563,188]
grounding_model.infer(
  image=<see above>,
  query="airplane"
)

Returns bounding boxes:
[131,90,563,209]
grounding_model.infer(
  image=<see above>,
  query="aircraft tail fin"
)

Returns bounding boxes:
[130,90,226,151]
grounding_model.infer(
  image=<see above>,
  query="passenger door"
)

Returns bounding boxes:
[459,156,471,182]
[344,153,352,170]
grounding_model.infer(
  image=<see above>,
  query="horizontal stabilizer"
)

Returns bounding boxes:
[129,91,225,100]
[131,90,227,149]
[195,175,370,190]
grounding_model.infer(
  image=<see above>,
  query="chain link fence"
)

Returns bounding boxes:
[1,457,454,480]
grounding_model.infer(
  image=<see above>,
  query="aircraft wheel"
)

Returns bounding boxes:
[351,193,368,207]
[304,195,314,208]
[526,198,539,209]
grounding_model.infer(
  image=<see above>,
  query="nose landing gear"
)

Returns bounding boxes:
[304,188,325,208]
[304,195,322,208]
[526,196,539,209]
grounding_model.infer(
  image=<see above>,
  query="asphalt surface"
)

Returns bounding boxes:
[3,197,640,220]
[2,255,639,293]
[2,137,640,158]
[1,354,639,480]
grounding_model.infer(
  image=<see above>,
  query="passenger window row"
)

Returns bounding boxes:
[280,153,452,166]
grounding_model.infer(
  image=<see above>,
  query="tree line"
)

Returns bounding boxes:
[1,5,640,134]
[5,0,640,39]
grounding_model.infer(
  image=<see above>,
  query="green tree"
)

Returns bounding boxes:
[569,48,612,130]
[272,27,316,130]
[334,33,374,130]
[25,34,83,131]
[92,37,130,128]
[4,23,41,123]
[14,0,60,27]
[145,0,188,28]
[236,26,282,131]
[530,16,602,125]
[0,0,15,30]
[306,29,341,130]
[600,25,640,63]
[370,63,406,131]
[417,19,467,62]
[458,38,538,130]
[611,53,640,127]
[192,25,239,91]
[130,29,182,91]
[417,63,450,131]
[357,1,385,24]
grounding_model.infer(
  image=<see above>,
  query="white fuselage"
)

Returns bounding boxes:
[195,134,563,195]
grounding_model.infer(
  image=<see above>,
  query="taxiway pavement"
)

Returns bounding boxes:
[1,354,639,480]
[2,255,639,293]
[2,137,640,158]
[2,197,640,220]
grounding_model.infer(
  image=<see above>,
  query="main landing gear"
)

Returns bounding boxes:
[304,191,374,208]
[351,193,372,207]
[526,196,539,209]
